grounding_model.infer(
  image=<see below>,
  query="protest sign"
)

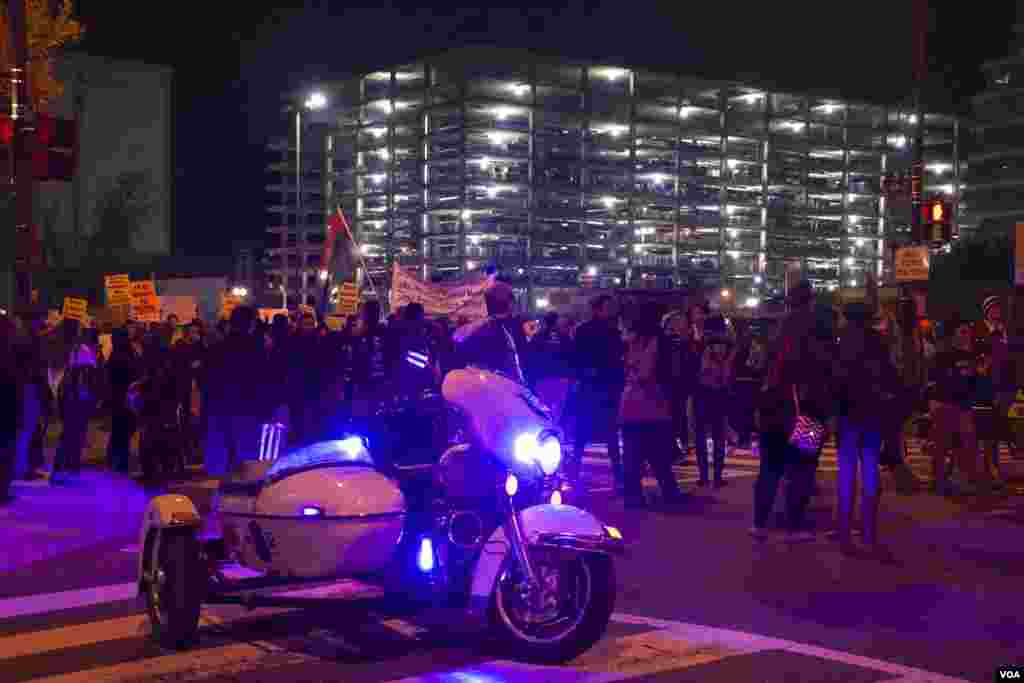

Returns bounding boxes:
[161,295,198,323]
[389,263,489,321]
[105,274,131,306]
[131,281,161,322]
[336,282,360,316]
[61,297,88,323]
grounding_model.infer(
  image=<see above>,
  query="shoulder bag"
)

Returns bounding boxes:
[789,384,826,456]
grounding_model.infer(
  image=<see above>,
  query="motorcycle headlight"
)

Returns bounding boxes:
[336,435,370,461]
[513,431,562,476]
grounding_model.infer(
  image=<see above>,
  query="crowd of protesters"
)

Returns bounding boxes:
[2,282,1019,560]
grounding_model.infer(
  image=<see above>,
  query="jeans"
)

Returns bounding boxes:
[695,388,728,481]
[836,420,882,544]
[753,429,819,531]
[204,412,260,477]
[671,388,692,457]
[572,384,623,486]
[107,406,136,474]
[1,433,15,499]
[929,401,980,485]
[621,422,681,505]
[14,383,41,479]
[53,405,90,475]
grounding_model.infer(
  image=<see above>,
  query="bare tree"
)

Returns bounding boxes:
[89,170,159,259]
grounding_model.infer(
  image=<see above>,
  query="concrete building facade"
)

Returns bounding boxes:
[267,48,959,310]
[960,23,1024,237]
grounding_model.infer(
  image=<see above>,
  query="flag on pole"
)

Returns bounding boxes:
[322,208,349,276]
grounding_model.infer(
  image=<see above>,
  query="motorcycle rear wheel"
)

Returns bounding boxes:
[490,546,615,664]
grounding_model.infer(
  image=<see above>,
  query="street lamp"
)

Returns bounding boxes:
[305,91,327,111]
[293,90,328,319]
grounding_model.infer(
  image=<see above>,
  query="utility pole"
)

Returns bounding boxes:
[8,0,36,311]
[899,0,929,388]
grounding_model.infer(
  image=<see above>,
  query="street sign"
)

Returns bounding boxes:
[61,297,87,323]
[894,246,930,282]
[104,274,131,306]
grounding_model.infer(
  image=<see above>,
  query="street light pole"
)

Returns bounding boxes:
[294,107,302,310]
[8,0,35,311]
[901,0,929,388]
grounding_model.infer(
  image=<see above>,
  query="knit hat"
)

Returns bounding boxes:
[982,296,1000,319]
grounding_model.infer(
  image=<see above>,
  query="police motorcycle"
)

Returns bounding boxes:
[137,347,624,663]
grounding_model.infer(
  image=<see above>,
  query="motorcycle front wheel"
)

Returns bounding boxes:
[490,546,615,663]
[144,530,204,650]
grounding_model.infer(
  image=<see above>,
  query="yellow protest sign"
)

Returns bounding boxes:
[324,314,347,331]
[130,280,161,323]
[62,297,88,323]
[221,293,242,320]
[105,274,131,306]
[336,282,360,316]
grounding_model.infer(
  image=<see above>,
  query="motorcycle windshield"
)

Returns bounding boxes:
[266,437,374,483]
[454,317,526,385]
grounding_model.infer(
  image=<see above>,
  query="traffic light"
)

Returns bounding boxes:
[919,197,952,243]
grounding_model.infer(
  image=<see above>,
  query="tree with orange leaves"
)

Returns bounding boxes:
[0,0,84,113]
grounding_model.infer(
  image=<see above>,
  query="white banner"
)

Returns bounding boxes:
[390,263,489,321]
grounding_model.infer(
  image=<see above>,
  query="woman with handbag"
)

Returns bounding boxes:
[751,282,835,540]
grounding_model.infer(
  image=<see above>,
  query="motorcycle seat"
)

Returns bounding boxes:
[218,479,264,497]
[218,461,272,497]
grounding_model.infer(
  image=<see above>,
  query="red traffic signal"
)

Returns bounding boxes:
[919,197,952,243]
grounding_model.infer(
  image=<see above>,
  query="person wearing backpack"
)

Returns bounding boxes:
[618,303,683,508]
[51,319,100,485]
[695,315,737,487]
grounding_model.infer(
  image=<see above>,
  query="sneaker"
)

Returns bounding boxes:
[748,526,769,539]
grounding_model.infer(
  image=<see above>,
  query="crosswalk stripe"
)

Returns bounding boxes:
[31,640,308,683]
[0,583,139,622]
[0,605,298,662]
[0,585,975,683]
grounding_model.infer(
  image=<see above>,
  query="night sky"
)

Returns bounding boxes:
[72,1,1017,261]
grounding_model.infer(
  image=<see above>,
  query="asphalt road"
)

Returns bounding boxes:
[0,446,1021,683]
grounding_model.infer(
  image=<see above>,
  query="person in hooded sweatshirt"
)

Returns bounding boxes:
[51,319,100,485]
[204,306,270,477]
